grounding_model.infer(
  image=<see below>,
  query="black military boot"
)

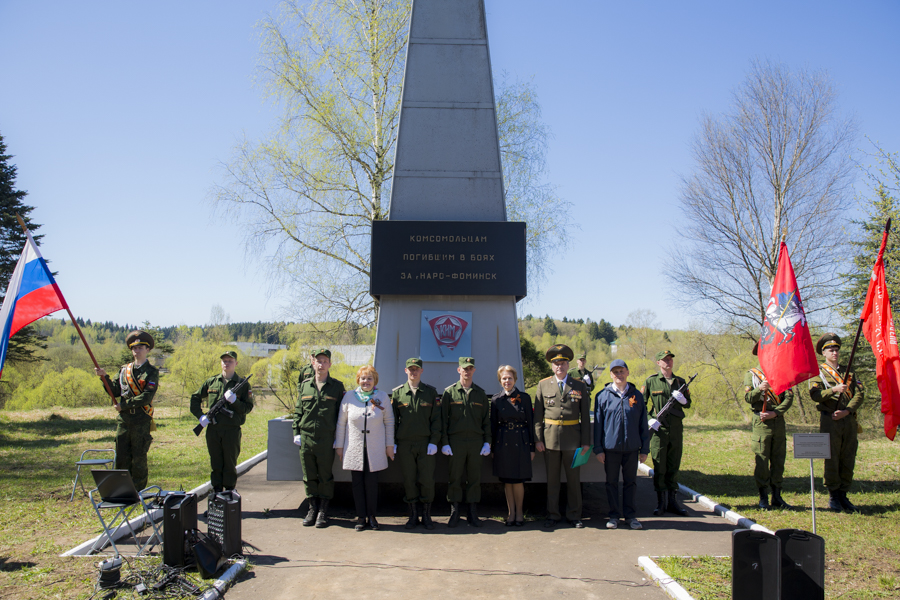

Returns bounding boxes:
[770,487,792,509]
[667,490,688,516]
[758,488,771,510]
[828,490,842,511]
[448,502,461,528]
[302,498,319,527]
[315,499,330,528]
[467,503,483,527]
[653,491,667,516]
[405,503,419,529]
[422,503,435,530]
[838,491,859,513]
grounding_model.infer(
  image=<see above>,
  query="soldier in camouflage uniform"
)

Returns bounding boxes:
[567,354,595,396]
[810,333,865,513]
[293,348,346,528]
[191,351,254,492]
[391,357,441,530]
[94,330,159,490]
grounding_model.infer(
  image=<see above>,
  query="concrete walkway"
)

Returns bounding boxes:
[213,461,734,600]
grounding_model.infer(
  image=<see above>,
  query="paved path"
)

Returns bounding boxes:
[206,461,734,600]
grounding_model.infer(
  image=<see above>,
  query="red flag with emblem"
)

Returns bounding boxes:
[859,225,900,440]
[757,242,819,394]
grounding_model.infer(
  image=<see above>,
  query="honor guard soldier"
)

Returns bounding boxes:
[745,342,793,510]
[810,333,864,513]
[391,357,441,530]
[94,330,159,490]
[191,351,255,493]
[568,353,595,396]
[643,350,691,516]
[534,344,591,528]
[293,348,346,527]
[441,357,491,527]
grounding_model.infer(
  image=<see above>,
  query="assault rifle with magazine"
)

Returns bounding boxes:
[193,374,253,436]
[648,373,697,432]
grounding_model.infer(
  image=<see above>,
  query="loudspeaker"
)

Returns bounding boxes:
[162,493,198,568]
[732,529,781,600]
[192,531,225,580]
[207,490,242,557]
[776,529,825,600]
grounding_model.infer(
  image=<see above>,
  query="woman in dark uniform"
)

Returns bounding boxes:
[491,365,535,526]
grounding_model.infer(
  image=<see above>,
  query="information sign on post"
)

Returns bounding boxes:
[793,433,831,534]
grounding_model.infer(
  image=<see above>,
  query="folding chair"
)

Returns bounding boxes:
[70,449,116,501]
[88,469,163,557]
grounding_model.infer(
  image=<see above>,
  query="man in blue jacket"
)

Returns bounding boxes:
[594,359,650,530]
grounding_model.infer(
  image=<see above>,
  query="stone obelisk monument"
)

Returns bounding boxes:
[372,0,525,391]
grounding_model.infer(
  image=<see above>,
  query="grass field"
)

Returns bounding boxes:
[0,398,286,600]
[658,421,900,599]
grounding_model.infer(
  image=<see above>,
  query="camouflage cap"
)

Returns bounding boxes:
[220,350,238,360]
[655,350,675,361]
[125,330,154,350]
[577,353,587,360]
[816,333,841,355]
[406,357,423,368]
[545,344,574,363]
[458,356,475,367]
[312,348,332,359]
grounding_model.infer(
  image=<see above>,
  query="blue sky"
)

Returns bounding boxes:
[2,0,898,332]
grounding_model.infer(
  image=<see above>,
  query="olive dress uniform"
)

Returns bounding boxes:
[744,369,793,508]
[104,361,159,491]
[191,373,254,491]
[534,375,591,523]
[391,380,441,514]
[441,381,491,506]
[643,372,691,513]
[293,375,346,502]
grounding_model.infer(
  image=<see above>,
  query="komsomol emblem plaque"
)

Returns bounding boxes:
[420,311,472,362]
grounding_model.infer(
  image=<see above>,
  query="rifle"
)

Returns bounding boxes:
[649,373,698,431]
[193,374,253,436]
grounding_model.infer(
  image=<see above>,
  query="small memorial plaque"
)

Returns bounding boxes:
[793,433,831,459]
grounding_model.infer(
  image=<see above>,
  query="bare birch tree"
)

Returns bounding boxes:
[667,59,857,338]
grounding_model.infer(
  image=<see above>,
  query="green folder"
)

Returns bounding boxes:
[571,447,593,468]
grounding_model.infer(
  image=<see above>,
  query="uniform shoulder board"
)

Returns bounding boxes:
[540,376,554,382]
[392,384,405,392]
[444,384,456,392]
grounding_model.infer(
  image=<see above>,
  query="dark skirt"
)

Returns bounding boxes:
[499,476,529,484]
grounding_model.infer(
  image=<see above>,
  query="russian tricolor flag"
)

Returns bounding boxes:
[0,228,68,377]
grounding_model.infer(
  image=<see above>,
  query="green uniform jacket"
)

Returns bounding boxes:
[441,382,491,445]
[105,362,159,425]
[391,381,442,445]
[190,373,254,427]
[809,364,864,415]
[643,373,692,423]
[534,375,591,451]
[293,376,346,439]
[567,367,595,395]
[743,370,793,419]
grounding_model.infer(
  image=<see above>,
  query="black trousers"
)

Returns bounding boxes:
[604,450,639,520]
[351,452,379,518]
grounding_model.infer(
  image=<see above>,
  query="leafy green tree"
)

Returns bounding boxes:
[543,315,558,336]
[520,337,551,388]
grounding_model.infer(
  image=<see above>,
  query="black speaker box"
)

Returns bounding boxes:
[776,528,825,600]
[207,490,242,557]
[162,492,198,568]
[732,529,781,600]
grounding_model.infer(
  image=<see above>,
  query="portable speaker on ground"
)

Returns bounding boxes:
[732,529,781,600]
[776,528,825,600]
[207,490,242,557]
[162,492,198,568]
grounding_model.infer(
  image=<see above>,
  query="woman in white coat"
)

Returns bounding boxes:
[335,365,395,530]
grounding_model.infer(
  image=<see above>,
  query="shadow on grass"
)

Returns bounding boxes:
[0,557,38,572]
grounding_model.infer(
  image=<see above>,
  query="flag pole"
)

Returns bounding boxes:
[14,214,118,408]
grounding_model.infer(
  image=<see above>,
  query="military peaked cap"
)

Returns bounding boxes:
[545,344,574,363]
[816,333,841,355]
[126,330,154,350]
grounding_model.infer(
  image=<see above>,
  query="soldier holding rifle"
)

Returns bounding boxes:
[567,354,596,396]
[94,330,159,490]
[809,333,865,513]
[191,350,254,493]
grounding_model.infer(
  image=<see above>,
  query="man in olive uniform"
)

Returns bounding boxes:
[292,348,346,527]
[810,333,865,513]
[567,354,595,396]
[534,344,591,528]
[94,330,159,490]
[745,342,793,510]
[298,352,315,386]
[643,350,691,516]
[191,351,254,492]
[391,357,441,530]
[441,356,491,528]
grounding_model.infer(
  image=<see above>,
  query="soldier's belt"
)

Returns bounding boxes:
[544,419,580,426]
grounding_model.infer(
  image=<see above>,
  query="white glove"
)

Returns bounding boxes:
[224,389,236,404]
[672,390,687,405]
[199,415,210,428]
[293,435,302,446]
[393,445,398,454]
[441,445,453,456]
[648,418,661,432]
[583,374,592,385]
[480,442,491,456]
[427,443,437,455]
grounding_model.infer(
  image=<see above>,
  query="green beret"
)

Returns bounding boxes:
[816,333,841,355]
[220,350,238,360]
[458,356,475,367]
[655,350,675,361]
[545,344,574,363]
[405,357,423,368]
[126,330,154,350]
[312,348,332,359]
